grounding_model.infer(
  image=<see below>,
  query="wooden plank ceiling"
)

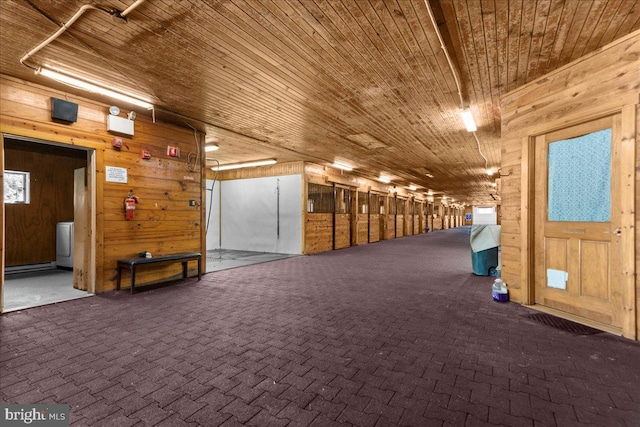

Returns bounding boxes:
[1,0,638,204]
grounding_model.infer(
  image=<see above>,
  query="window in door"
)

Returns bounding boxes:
[4,170,30,204]
[547,128,611,222]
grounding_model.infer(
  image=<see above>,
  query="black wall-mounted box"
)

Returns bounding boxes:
[51,97,78,123]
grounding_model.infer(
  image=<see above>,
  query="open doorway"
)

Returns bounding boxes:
[2,135,95,312]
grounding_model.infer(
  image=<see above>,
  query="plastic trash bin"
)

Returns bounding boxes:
[471,246,498,276]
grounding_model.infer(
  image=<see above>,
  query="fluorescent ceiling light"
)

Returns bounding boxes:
[36,67,153,110]
[408,185,417,191]
[460,109,477,132]
[378,176,391,184]
[211,159,276,171]
[205,145,219,152]
[332,162,353,171]
[486,168,494,176]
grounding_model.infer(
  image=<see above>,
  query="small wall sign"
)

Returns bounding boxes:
[547,269,569,290]
[105,166,128,183]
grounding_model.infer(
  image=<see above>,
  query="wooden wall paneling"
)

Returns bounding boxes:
[352,190,359,246]
[214,161,304,180]
[385,214,395,240]
[356,214,368,245]
[408,200,415,236]
[433,217,443,230]
[636,104,640,339]
[369,214,380,243]
[396,215,404,238]
[519,135,533,305]
[395,197,404,238]
[502,42,640,135]
[334,213,351,250]
[95,148,105,293]
[404,199,411,236]
[621,104,637,339]
[305,213,333,254]
[422,203,428,232]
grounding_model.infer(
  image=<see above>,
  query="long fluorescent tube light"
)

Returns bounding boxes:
[205,145,219,152]
[460,109,477,132]
[36,67,154,110]
[211,159,276,171]
[378,176,391,184]
[408,185,417,191]
[332,162,353,171]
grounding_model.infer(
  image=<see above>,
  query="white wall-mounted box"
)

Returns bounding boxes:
[107,115,134,136]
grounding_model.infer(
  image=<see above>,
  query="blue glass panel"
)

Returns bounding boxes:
[548,128,611,222]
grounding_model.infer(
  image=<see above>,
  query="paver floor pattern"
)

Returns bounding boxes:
[1,227,639,426]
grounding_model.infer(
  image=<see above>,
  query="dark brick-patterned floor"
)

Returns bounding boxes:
[2,227,639,426]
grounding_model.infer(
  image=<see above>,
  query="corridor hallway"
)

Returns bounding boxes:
[1,227,638,426]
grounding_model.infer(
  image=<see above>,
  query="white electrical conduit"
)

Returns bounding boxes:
[121,0,146,17]
[20,0,147,69]
[20,4,102,68]
[423,0,489,170]
[424,0,464,109]
[473,132,489,171]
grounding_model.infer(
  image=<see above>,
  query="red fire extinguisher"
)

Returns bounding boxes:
[124,190,139,221]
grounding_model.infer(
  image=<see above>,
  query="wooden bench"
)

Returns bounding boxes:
[116,253,201,294]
